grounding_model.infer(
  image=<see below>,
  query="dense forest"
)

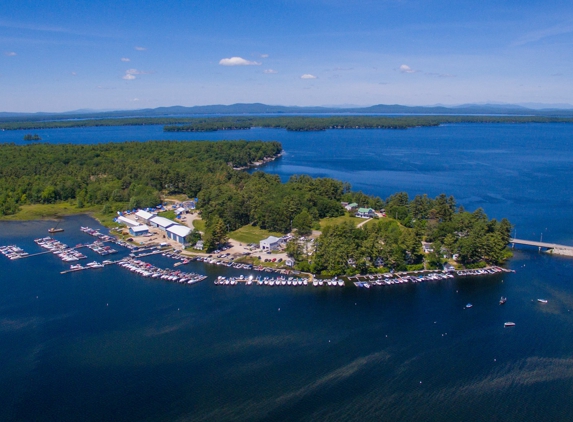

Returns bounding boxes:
[0,140,281,215]
[305,193,512,276]
[2,115,573,131]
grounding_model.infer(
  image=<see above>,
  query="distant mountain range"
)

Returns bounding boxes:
[3,102,573,121]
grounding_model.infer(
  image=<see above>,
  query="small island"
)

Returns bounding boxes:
[23,134,42,141]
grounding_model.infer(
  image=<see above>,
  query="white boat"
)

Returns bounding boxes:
[504,322,516,327]
[537,299,548,304]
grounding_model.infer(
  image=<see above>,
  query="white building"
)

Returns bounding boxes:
[356,208,376,218]
[166,225,192,245]
[260,236,281,251]
[194,240,204,250]
[117,215,139,228]
[129,225,150,236]
[149,216,176,231]
[135,210,155,224]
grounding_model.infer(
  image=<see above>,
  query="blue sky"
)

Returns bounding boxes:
[1,0,573,112]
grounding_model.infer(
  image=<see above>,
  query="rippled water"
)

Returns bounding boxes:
[1,124,573,421]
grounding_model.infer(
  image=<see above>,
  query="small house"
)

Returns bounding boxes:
[421,242,434,253]
[356,208,376,218]
[286,258,295,267]
[129,224,149,236]
[345,202,358,211]
[194,240,204,250]
[166,224,192,245]
[443,263,455,271]
[260,236,281,251]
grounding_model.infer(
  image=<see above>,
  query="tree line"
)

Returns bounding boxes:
[2,115,573,131]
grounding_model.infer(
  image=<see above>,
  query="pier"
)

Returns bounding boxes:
[510,238,573,256]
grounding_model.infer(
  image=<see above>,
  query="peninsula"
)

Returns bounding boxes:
[0,139,512,276]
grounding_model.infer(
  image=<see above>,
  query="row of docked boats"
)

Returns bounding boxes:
[117,258,207,284]
[81,226,133,249]
[353,272,455,288]
[63,261,107,273]
[0,245,29,260]
[85,241,118,256]
[35,237,87,262]
[456,267,505,276]
[214,275,310,286]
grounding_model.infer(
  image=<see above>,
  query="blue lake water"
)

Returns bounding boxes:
[1,124,573,421]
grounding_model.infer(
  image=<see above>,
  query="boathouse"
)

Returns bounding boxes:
[356,207,376,218]
[260,236,281,251]
[149,216,176,231]
[129,225,150,236]
[166,225,191,245]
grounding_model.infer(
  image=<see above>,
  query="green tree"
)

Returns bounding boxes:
[292,209,313,235]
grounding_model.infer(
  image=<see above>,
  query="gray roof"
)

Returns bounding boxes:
[150,216,176,228]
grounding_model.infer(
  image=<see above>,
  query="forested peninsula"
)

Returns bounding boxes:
[0,139,512,275]
[2,115,573,132]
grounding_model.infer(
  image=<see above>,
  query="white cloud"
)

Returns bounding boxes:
[219,56,262,66]
[121,57,130,62]
[261,54,269,58]
[4,51,16,56]
[301,74,317,79]
[264,69,278,74]
[399,64,416,74]
[134,46,147,51]
[122,68,153,80]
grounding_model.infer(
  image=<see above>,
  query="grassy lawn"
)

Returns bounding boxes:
[163,194,191,202]
[229,224,284,244]
[0,203,99,221]
[193,219,206,231]
[0,202,128,228]
[319,213,362,230]
[158,210,178,221]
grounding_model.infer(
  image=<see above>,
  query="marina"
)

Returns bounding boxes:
[1,227,517,291]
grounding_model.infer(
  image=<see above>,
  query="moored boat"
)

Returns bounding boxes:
[499,297,507,305]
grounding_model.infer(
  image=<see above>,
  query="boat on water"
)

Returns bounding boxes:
[48,221,64,233]
[537,299,548,304]
[504,322,516,327]
[499,297,507,305]
[465,303,473,309]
